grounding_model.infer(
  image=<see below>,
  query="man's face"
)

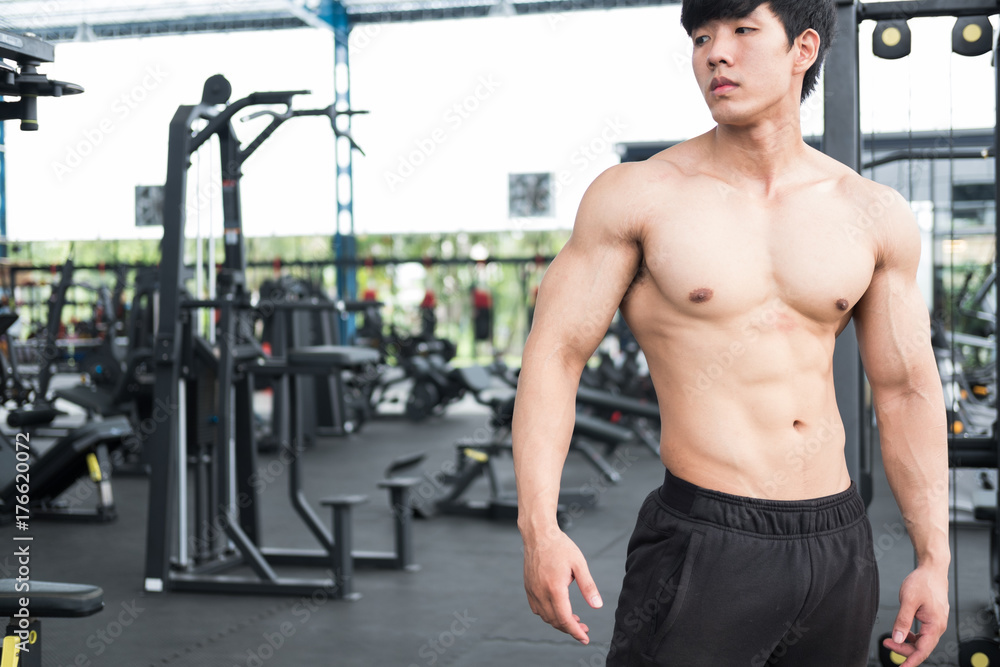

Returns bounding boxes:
[690,4,802,125]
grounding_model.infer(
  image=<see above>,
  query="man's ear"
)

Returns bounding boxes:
[793,28,821,74]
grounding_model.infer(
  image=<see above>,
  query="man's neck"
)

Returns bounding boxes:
[707,115,809,197]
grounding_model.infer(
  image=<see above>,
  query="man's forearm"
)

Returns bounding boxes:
[512,345,586,543]
[876,386,950,570]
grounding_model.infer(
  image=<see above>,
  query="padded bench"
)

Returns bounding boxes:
[576,385,660,421]
[286,345,380,369]
[1,579,104,667]
[0,579,104,618]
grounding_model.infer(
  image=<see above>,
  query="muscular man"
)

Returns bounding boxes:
[512,1,950,665]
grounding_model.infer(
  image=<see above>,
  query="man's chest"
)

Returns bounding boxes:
[639,199,877,325]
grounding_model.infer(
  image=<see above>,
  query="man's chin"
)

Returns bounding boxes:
[709,108,750,127]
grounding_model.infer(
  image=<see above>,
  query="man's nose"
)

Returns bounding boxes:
[706,35,734,68]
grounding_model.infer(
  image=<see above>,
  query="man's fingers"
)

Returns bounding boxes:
[891,600,919,646]
[574,560,603,609]
[882,632,932,667]
[551,592,589,644]
[881,634,916,655]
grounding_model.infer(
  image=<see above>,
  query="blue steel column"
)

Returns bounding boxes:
[318,0,357,343]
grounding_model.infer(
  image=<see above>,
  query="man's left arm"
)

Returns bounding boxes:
[853,188,950,667]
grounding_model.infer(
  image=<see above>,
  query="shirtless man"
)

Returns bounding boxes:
[512,1,950,665]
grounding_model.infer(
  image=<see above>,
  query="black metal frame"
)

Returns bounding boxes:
[141,75,377,596]
[0,28,82,131]
[826,1,1000,660]
[823,0,999,509]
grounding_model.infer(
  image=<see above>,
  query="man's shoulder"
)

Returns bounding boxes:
[593,152,686,187]
[585,146,693,208]
[806,147,906,210]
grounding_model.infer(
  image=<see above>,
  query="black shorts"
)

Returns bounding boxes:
[606,469,879,667]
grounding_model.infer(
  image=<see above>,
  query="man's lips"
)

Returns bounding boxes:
[711,77,738,92]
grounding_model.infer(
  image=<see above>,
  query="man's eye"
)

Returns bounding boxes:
[736,27,755,34]
[694,35,709,46]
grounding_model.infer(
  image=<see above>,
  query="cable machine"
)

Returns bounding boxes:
[825,2,999,664]
[141,75,409,598]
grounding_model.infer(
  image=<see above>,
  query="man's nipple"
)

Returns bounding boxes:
[689,288,714,304]
[836,298,850,311]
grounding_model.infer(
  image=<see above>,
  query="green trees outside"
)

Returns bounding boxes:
[3,230,571,361]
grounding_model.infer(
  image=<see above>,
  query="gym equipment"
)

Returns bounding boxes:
[1,579,104,667]
[257,275,378,444]
[390,367,598,528]
[960,637,1000,667]
[876,633,906,666]
[580,315,656,403]
[143,75,410,598]
[0,314,35,410]
[471,285,493,343]
[402,345,471,422]
[390,365,635,527]
[0,28,83,131]
[844,3,1000,663]
[51,269,156,422]
[363,320,468,421]
[576,384,661,457]
[0,309,133,522]
[0,416,132,523]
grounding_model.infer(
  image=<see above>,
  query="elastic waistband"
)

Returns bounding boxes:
[657,469,866,536]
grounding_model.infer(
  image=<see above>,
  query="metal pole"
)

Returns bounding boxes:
[824,0,871,505]
[320,0,358,343]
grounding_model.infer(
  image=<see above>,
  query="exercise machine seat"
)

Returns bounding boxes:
[576,385,660,421]
[53,385,118,415]
[573,413,635,444]
[287,345,380,368]
[454,366,493,395]
[0,580,103,617]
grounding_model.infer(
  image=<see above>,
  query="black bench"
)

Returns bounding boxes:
[285,345,381,437]
[571,413,636,484]
[576,385,661,456]
[1,579,104,666]
[0,416,132,522]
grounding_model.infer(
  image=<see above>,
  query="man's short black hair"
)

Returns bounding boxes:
[680,0,837,101]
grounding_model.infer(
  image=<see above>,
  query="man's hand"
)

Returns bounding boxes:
[523,530,603,644]
[881,566,950,666]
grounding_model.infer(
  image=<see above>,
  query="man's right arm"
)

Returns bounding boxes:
[512,164,645,644]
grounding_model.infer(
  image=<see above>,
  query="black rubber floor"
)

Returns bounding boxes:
[1,396,995,666]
